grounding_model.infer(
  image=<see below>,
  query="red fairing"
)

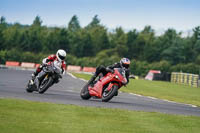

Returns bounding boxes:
[88,73,113,97]
[106,82,118,91]
[88,83,103,97]
[88,68,127,98]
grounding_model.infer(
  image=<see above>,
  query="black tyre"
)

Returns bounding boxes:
[38,77,53,94]
[80,83,91,100]
[26,80,34,93]
[102,84,118,102]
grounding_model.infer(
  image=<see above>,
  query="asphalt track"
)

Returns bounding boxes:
[0,69,200,116]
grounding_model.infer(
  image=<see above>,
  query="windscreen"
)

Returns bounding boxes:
[115,68,126,78]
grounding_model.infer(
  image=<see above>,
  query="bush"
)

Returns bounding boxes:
[148,60,171,72]
[170,63,200,74]
[0,49,48,64]
[130,60,149,77]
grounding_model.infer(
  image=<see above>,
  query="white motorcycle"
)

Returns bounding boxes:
[26,62,62,94]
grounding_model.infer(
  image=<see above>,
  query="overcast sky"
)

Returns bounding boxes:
[1,0,200,32]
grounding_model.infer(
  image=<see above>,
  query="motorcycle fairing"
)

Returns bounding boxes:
[88,68,127,99]
[106,82,119,92]
[88,73,113,98]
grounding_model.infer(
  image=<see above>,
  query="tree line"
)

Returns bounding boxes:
[0,15,200,76]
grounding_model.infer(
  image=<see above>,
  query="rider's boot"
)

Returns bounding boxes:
[32,65,43,80]
[88,67,102,86]
[30,72,37,85]
[88,73,98,86]
[31,72,37,79]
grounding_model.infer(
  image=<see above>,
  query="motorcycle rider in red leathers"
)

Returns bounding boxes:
[32,49,67,82]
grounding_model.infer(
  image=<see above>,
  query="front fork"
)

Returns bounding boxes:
[106,83,119,91]
[34,71,48,89]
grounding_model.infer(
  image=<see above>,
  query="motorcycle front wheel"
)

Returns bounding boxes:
[38,76,53,94]
[102,84,118,102]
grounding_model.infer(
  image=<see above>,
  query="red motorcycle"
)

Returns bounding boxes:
[80,68,127,102]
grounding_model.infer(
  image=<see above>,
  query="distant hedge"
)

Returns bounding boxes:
[1,49,200,76]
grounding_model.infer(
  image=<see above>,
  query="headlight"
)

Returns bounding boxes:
[115,75,120,80]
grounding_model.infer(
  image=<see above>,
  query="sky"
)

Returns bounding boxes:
[1,0,200,33]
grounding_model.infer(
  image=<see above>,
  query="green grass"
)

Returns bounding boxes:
[0,98,200,133]
[72,73,200,106]
[73,72,92,80]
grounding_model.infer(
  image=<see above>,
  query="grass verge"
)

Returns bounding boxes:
[0,98,200,133]
[72,72,200,106]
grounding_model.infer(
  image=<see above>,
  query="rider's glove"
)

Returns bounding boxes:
[42,58,49,65]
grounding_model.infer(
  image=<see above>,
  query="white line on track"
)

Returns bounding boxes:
[147,96,158,100]
[79,78,87,82]
[162,99,197,108]
[191,105,198,108]
[129,93,142,97]
[163,99,177,103]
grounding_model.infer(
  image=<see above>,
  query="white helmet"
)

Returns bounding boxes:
[56,49,66,61]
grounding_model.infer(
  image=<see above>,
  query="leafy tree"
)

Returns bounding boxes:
[87,25,110,54]
[195,55,200,65]
[126,29,138,59]
[68,15,81,32]
[70,29,94,57]
[193,26,200,41]
[155,29,184,64]
[141,26,157,62]
[45,28,62,52]
[32,16,42,27]
[86,15,100,29]
[161,38,185,64]
[2,25,21,50]
[132,60,149,76]
[0,16,8,50]
[188,26,200,62]
[109,27,128,57]
[80,31,94,57]
[133,26,155,61]
[0,16,6,24]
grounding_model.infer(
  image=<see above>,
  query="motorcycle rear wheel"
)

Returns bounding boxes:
[80,83,91,100]
[26,80,34,93]
[102,84,118,102]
